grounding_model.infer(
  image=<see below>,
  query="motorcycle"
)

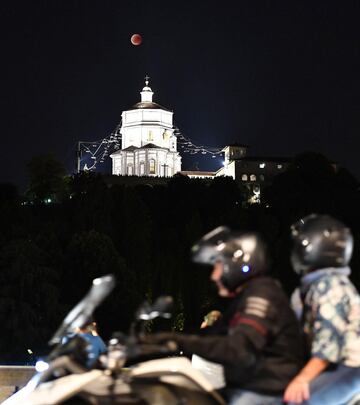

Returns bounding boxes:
[3,275,225,405]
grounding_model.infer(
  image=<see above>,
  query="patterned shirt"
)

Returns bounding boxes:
[295,267,360,367]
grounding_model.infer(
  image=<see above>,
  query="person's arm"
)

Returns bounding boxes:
[145,324,261,369]
[178,284,281,366]
[143,293,274,367]
[283,357,329,403]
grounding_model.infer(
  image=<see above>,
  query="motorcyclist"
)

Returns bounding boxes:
[284,214,360,404]
[143,226,304,405]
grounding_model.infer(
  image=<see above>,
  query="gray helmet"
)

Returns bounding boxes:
[191,226,269,291]
[290,214,353,276]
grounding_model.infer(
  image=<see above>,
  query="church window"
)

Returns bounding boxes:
[149,159,156,174]
[277,164,283,169]
[241,174,248,181]
[259,174,265,181]
[140,161,145,175]
[259,163,266,169]
[250,174,256,181]
[148,131,154,142]
[127,164,134,176]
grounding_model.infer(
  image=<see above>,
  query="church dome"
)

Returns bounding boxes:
[128,101,171,111]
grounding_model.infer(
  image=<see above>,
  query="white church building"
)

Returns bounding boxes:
[110,77,182,177]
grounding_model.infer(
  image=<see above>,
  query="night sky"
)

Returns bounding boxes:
[1,1,360,189]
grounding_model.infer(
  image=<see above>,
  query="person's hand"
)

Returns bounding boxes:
[283,375,310,403]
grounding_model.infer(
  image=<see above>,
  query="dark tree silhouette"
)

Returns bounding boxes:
[262,152,360,294]
[1,153,359,362]
[26,154,69,203]
[0,239,60,362]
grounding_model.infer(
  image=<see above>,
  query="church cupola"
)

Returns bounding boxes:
[140,75,154,103]
[110,75,182,177]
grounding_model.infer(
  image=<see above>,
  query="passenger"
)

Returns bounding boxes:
[284,214,360,404]
[63,317,107,368]
[143,226,304,405]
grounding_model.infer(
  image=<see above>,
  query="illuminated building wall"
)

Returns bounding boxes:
[111,78,181,177]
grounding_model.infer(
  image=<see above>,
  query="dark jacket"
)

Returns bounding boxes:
[176,277,304,395]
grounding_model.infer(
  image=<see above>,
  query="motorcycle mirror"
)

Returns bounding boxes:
[138,296,173,321]
[49,274,116,345]
[135,300,152,321]
[151,296,173,316]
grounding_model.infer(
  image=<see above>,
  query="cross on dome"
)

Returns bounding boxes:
[141,74,153,102]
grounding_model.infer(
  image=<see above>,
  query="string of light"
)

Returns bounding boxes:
[174,124,223,158]
[77,121,223,171]
[77,121,122,171]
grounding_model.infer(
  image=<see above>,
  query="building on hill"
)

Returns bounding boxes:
[215,145,290,203]
[110,77,182,177]
[216,145,289,183]
[109,78,289,203]
[178,144,291,202]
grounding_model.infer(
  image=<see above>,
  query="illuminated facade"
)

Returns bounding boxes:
[110,77,182,177]
[215,145,290,203]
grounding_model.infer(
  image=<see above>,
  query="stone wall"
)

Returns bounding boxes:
[0,366,35,402]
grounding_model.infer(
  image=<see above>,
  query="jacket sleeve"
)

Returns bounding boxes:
[176,326,259,368]
[177,281,282,368]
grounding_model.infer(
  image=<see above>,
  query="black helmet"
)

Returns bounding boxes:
[191,226,269,291]
[290,214,353,276]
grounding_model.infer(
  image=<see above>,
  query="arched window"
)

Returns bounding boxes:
[250,174,256,181]
[259,174,265,181]
[241,174,248,181]
[149,159,156,174]
[127,164,133,176]
[140,161,145,175]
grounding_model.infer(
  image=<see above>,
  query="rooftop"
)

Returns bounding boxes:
[127,101,171,112]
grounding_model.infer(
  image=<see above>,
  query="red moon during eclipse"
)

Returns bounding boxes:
[131,34,142,46]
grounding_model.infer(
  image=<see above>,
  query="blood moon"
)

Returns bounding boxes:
[131,34,142,46]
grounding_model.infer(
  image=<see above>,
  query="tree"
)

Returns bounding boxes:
[261,152,360,294]
[262,152,335,224]
[63,230,140,335]
[0,239,60,362]
[26,154,69,203]
[0,183,20,250]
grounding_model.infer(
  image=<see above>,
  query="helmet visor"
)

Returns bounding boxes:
[191,226,231,265]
